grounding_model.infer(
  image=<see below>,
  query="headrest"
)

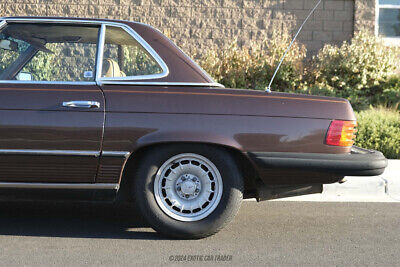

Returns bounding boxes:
[102,58,124,78]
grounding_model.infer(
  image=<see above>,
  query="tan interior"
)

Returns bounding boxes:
[102,59,126,78]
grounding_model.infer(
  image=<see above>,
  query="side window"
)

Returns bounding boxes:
[0,23,99,81]
[102,26,163,78]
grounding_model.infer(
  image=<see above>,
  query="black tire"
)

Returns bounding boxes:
[133,144,243,239]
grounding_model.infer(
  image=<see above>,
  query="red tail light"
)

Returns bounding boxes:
[326,120,357,147]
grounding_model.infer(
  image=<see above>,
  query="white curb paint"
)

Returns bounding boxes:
[384,160,400,201]
[268,159,400,203]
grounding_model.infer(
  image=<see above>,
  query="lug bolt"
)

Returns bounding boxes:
[177,186,181,191]
[195,189,199,193]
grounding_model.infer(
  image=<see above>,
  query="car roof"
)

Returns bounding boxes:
[0,16,218,86]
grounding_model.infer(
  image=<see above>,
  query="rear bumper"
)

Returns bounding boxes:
[248,146,388,177]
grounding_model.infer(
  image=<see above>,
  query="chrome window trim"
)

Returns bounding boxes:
[0,79,225,88]
[0,20,6,30]
[98,80,225,88]
[96,24,106,81]
[0,80,97,85]
[0,19,101,84]
[0,182,119,190]
[97,24,169,81]
[1,17,169,83]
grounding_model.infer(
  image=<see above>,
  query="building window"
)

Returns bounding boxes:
[377,0,400,39]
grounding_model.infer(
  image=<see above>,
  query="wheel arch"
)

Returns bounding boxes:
[117,141,260,202]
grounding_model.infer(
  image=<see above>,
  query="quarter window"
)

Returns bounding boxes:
[101,26,163,78]
[0,23,99,81]
[377,0,400,38]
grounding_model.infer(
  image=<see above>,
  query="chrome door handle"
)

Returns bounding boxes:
[62,101,100,109]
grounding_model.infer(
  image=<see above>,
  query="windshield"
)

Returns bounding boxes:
[0,32,31,78]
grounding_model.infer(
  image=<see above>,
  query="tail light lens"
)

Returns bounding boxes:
[326,120,357,147]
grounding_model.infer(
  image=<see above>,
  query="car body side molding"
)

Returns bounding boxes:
[0,182,119,190]
[0,149,130,158]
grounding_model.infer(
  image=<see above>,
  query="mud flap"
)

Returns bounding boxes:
[256,183,323,201]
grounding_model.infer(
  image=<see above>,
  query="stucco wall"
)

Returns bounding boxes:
[354,0,375,33]
[0,0,365,56]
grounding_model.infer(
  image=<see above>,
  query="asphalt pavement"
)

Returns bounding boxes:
[0,201,398,266]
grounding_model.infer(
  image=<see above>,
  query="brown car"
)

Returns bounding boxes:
[0,17,387,239]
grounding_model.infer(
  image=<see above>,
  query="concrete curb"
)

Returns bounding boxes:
[275,159,400,202]
[383,160,400,200]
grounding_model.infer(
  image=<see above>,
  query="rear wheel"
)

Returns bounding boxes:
[133,144,243,239]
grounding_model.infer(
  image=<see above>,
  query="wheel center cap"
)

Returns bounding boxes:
[181,181,196,195]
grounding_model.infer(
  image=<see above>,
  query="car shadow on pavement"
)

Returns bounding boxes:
[0,201,169,240]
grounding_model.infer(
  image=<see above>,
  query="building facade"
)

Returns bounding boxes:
[0,0,398,56]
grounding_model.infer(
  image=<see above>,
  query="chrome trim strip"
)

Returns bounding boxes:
[0,81,97,85]
[0,20,6,30]
[0,149,132,158]
[0,182,119,190]
[97,24,169,81]
[0,149,100,157]
[0,78,224,88]
[96,24,106,81]
[3,17,106,25]
[4,17,169,82]
[102,151,131,158]
[98,81,225,88]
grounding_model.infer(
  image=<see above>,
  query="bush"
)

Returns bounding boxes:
[355,108,400,159]
[371,76,400,111]
[199,26,306,91]
[306,31,400,110]
[200,30,400,111]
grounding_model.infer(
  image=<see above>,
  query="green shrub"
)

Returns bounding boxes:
[371,76,400,111]
[200,30,400,111]
[306,31,400,110]
[355,108,400,159]
[199,26,306,91]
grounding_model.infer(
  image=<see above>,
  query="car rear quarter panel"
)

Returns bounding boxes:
[101,86,353,155]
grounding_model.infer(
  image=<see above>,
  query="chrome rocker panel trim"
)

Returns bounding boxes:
[102,151,131,158]
[0,149,130,158]
[0,182,119,190]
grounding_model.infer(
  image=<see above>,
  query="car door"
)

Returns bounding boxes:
[0,21,104,184]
